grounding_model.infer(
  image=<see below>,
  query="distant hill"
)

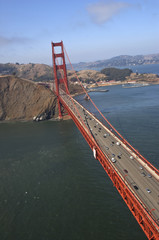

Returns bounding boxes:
[0,63,54,82]
[1,56,159,85]
[101,68,132,81]
[68,53,159,70]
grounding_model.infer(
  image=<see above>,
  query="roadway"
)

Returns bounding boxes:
[60,90,159,228]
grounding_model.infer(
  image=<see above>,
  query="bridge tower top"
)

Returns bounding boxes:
[51,41,69,118]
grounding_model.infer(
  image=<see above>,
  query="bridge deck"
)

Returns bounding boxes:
[60,90,159,230]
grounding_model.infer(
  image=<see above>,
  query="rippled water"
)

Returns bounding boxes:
[0,84,158,240]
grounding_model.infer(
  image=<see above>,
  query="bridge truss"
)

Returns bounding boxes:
[51,41,159,240]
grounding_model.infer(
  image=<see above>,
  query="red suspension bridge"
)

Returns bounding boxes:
[51,41,159,240]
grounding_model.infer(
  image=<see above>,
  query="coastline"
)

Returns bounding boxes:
[71,80,159,98]
[88,80,159,89]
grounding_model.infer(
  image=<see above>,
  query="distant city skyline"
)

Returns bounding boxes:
[0,0,159,65]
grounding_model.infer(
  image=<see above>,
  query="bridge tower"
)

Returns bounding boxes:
[51,41,69,119]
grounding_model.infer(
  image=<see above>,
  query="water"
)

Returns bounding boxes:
[0,84,159,240]
[75,63,159,75]
[119,63,159,75]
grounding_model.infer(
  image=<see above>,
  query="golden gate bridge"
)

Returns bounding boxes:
[51,41,159,240]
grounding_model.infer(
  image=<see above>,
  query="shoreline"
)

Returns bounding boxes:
[1,80,159,123]
[88,80,159,89]
[71,80,159,97]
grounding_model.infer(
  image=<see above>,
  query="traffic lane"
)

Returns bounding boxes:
[89,119,159,194]
[69,99,159,221]
[87,115,159,185]
[82,109,159,217]
[61,96,159,221]
[93,129,159,221]
[73,99,158,182]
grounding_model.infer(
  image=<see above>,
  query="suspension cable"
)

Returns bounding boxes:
[53,47,98,147]
[64,45,159,174]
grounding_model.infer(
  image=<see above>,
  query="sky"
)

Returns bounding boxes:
[0,0,159,64]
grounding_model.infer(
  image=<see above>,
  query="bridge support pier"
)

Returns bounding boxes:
[51,41,69,119]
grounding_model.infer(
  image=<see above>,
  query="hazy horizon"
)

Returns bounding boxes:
[0,0,159,65]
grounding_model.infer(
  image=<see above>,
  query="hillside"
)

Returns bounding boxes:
[68,53,159,70]
[0,75,58,121]
[0,63,158,91]
[1,53,159,83]
[0,63,54,82]
[101,68,132,81]
[67,69,107,84]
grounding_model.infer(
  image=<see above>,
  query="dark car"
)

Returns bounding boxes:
[133,185,138,190]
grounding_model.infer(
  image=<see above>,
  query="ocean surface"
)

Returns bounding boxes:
[75,63,159,75]
[0,84,159,240]
[119,63,159,75]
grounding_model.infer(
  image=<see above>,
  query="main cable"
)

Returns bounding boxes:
[64,45,159,174]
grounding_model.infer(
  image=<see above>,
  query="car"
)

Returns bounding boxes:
[130,156,134,160]
[106,147,109,150]
[147,174,152,178]
[103,134,107,138]
[124,169,128,173]
[118,152,122,156]
[133,185,138,190]
[112,141,115,144]
[111,157,116,163]
[139,166,143,170]
[112,153,115,157]
[116,142,121,146]
[96,122,98,125]
[99,127,101,130]
[95,133,97,136]
[141,172,146,177]
[146,188,151,193]
[117,155,121,159]
[94,125,96,128]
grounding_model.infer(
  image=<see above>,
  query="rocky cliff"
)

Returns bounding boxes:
[0,75,58,121]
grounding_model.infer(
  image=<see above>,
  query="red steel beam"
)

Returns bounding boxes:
[51,41,69,118]
[51,41,159,239]
[59,96,159,240]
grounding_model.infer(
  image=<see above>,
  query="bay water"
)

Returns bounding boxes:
[0,84,159,240]
[74,63,159,75]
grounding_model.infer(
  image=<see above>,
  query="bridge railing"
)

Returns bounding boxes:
[59,91,159,238]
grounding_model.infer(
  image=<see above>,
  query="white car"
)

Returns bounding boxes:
[130,156,134,160]
[116,142,121,146]
[111,157,116,163]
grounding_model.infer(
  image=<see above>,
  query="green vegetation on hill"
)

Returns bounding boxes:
[101,68,132,81]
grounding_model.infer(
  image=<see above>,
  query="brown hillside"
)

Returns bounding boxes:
[0,63,54,82]
[67,69,107,83]
[16,63,53,81]
[0,75,58,121]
